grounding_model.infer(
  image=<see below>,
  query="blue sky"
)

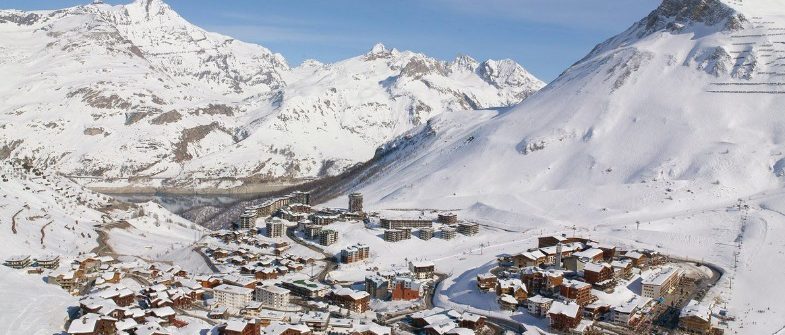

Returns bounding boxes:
[5,0,660,81]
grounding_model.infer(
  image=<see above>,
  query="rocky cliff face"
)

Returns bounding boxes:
[0,0,544,191]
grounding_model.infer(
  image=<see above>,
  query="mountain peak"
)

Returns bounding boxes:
[643,0,747,33]
[365,42,398,60]
[125,0,176,20]
[450,54,479,71]
[370,42,388,54]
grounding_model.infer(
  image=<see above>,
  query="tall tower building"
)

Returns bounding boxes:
[348,193,364,213]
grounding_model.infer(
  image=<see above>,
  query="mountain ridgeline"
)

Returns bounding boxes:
[0,0,544,193]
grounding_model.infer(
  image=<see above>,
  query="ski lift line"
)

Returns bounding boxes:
[709,82,785,85]
[706,90,785,94]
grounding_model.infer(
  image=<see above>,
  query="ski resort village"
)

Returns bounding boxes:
[3,0,785,334]
[0,159,745,335]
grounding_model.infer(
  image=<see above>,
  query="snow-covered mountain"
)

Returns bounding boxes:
[333,1,785,332]
[351,0,785,206]
[0,0,543,192]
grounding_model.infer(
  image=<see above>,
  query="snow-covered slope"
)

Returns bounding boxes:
[351,0,785,206]
[0,161,204,264]
[0,0,543,192]
[0,162,208,334]
[334,1,785,332]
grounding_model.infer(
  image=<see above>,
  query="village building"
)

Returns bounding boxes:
[213,284,254,311]
[67,313,117,335]
[281,280,329,299]
[239,212,256,230]
[410,308,449,328]
[573,248,605,263]
[642,266,681,299]
[319,229,338,246]
[547,301,582,332]
[437,213,458,224]
[525,295,554,317]
[266,219,286,238]
[611,259,633,279]
[287,204,313,214]
[590,243,617,261]
[253,268,278,281]
[240,301,264,318]
[456,223,479,236]
[255,310,287,326]
[279,203,314,214]
[327,320,391,335]
[264,322,312,335]
[303,224,322,240]
[583,262,614,286]
[221,318,261,335]
[365,275,390,300]
[222,274,257,289]
[310,212,341,225]
[418,227,434,240]
[612,296,652,327]
[380,218,433,230]
[583,303,611,320]
[255,285,290,309]
[539,243,580,266]
[330,288,371,313]
[679,300,713,334]
[73,255,101,274]
[383,229,411,242]
[458,312,485,330]
[274,242,291,256]
[513,250,547,268]
[498,294,519,310]
[151,306,177,326]
[279,208,310,222]
[441,227,457,240]
[562,255,589,273]
[209,307,229,320]
[197,275,222,289]
[340,243,370,263]
[409,261,435,280]
[476,273,497,291]
[114,318,138,334]
[521,267,564,295]
[290,191,311,205]
[538,235,594,248]
[348,193,364,213]
[391,277,421,301]
[52,269,85,293]
[97,271,122,285]
[639,249,667,266]
[538,235,568,248]
[621,251,648,268]
[249,197,291,217]
[559,279,593,306]
[4,255,31,269]
[36,254,61,269]
[496,278,527,303]
[99,286,135,307]
[300,312,331,332]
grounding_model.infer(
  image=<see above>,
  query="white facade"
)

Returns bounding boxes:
[255,285,291,308]
[525,295,554,317]
[266,219,285,238]
[213,284,253,310]
[642,266,680,299]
